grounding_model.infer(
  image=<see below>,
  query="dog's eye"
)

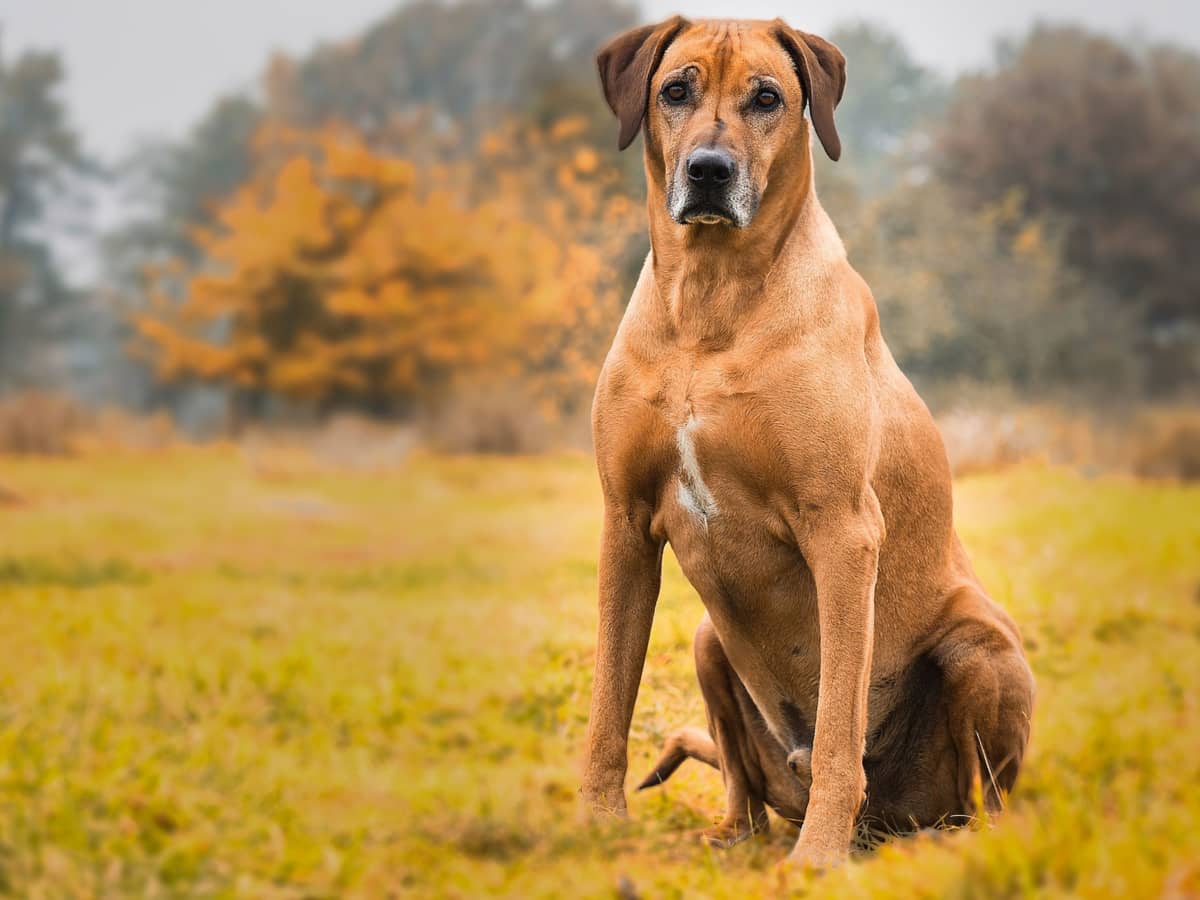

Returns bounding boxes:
[755,89,780,110]
[662,82,689,104]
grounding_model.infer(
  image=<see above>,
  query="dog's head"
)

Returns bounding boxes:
[597,18,845,229]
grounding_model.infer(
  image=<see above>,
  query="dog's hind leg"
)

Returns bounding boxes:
[639,617,812,845]
[638,617,769,845]
[933,589,1035,818]
[691,616,774,847]
[862,587,1034,833]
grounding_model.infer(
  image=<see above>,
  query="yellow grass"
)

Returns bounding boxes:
[0,447,1197,897]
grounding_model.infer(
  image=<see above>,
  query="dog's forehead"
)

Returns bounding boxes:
[659,19,796,85]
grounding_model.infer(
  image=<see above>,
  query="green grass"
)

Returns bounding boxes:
[0,448,1197,897]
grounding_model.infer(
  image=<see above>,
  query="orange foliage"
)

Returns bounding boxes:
[135,120,642,419]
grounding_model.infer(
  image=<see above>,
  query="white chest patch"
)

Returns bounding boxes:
[675,414,718,527]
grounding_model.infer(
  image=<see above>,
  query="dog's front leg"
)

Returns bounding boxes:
[582,505,663,817]
[789,496,884,867]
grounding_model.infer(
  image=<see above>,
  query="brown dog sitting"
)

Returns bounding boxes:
[580,17,1035,867]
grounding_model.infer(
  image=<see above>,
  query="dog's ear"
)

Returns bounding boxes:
[772,22,847,161]
[597,16,689,151]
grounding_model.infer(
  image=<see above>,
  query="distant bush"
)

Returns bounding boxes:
[76,408,180,453]
[420,381,553,455]
[0,391,88,455]
[1132,413,1200,482]
[240,414,417,477]
[936,403,1200,480]
[937,408,1047,476]
[936,405,1106,476]
[0,391,182,456]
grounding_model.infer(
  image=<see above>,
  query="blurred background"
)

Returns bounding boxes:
[0,1,1197,896]
[0,0,1197,466]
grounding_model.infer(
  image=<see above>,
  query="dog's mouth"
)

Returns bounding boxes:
[667,172,758,228]
[684,211,733,226]
[677,204,736,227]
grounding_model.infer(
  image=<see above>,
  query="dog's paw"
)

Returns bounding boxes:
[701,813,769,849]
[579,780,629,821]
[781,837,849,871]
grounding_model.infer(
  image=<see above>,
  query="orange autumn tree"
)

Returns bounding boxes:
[468,115,646,412]
[135,122,638,422]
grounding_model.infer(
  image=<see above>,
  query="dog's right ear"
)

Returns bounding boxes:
[597,16,688,151]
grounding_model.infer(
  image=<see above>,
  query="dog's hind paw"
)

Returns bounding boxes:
[701,812,770,849]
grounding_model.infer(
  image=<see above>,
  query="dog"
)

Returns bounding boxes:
[580,17,1035,868]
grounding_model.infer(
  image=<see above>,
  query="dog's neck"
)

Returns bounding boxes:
[644,151,845,347]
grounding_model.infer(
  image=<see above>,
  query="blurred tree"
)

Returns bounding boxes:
[93,94,260,416]
[113,94,261,264]
[0,44,89,388]
[134,123,636,425]
[819,22,947,194]
[108,0,640,419]
[847,182,1137,395]
[936,26,1200,393]
[264,0,634,144]
[466,115,645,409]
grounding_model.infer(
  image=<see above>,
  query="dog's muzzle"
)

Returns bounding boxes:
[668,147,759,228]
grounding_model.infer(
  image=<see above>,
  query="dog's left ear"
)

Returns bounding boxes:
[772,22,847,161]
[597,16,689,151]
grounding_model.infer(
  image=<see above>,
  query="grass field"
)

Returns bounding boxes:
[0,447,1197,898]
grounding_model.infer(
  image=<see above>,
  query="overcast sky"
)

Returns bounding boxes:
[2,0,1197,160]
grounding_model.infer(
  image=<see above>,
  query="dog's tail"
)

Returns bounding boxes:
[636,726,719,790]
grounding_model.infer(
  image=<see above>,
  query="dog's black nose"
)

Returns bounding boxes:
[686,148,734,185]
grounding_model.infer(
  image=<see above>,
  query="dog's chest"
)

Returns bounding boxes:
[651,362,722,518]
[631,350,829,690]
[673,412,719,526]
[645,353,784,535]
